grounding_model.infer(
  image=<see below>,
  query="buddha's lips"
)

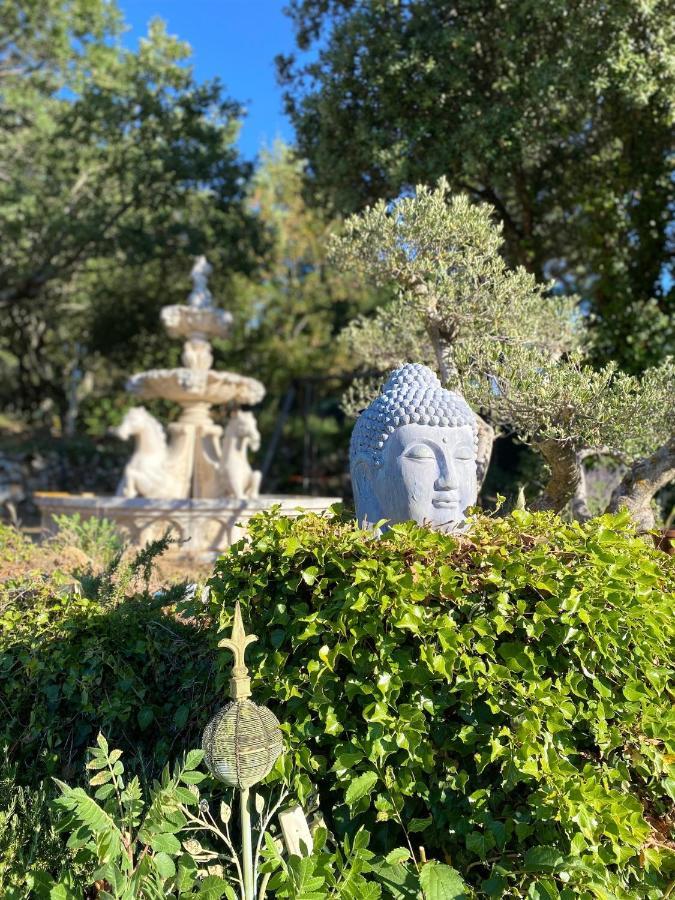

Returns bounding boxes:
[432,496,459,508]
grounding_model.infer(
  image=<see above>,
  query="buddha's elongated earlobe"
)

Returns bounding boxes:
[351,458,383,529]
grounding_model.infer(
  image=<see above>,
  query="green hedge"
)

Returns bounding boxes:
[2,512,674,897]
[207,509,675,899]
[0,574,215,785]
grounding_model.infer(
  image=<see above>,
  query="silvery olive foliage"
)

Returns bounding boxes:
[336,185,579,383]
[331,181,675,525]
[468,349,674,460]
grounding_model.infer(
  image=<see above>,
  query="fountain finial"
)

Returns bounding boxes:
[189,255,214,309]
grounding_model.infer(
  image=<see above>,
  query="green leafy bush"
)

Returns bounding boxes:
[261,825,467,899]
[0,524,34,568]
[0,566,213,786]
[51,513,124,569]
[3,511,674,897]
[0,749,89,898]
[207,509,675,898]
[51,735,467,899]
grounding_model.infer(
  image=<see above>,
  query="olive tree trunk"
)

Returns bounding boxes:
[530,439,581,513]
[607,436,675,532]
[426,308,495,493]
[570,449,618,523]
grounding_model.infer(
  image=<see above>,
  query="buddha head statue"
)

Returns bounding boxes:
[349,363,478,533]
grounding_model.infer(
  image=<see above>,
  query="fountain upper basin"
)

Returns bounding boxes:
[161,304,232,341]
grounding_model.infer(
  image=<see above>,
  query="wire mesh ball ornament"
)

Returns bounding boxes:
[202,699,283,789]
[202,600,283,790]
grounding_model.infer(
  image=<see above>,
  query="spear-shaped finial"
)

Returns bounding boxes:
[218,601,258,700]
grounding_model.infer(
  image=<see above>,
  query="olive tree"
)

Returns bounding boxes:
[332,181,674,528]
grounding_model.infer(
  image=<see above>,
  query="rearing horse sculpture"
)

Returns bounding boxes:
[113,406,189,499]
[220,410,262,499]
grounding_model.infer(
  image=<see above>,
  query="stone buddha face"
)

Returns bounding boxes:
[350,364,478,533]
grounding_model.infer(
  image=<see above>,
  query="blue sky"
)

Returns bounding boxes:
[121,0,297,161]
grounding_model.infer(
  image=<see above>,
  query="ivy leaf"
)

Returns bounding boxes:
[173,704,189,729]
[137,707,153,730]
[622,682,645,702]
[301,566,319,585]
[153,851,176,879]
[527,879,560,899]
[523,846,567,872]
[149,832,181,855]
[419,862,468,899]
[408,817,433,833]
[465,831,495,859]
[345,771,378,807]
[385,847,411,865]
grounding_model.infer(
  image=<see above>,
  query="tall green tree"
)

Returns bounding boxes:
[225,142,383,492]
[279,0,675,370]
[0,0,259,426]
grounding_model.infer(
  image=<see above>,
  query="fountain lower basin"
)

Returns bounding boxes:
[35,492,340,561]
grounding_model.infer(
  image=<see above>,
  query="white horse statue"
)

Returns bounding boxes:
[220,410,262,499]
[113,406,185,499]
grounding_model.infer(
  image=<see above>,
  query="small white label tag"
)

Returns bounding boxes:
[278,805,314,857]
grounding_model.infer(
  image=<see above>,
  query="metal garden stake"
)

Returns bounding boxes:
[202,602,283,900]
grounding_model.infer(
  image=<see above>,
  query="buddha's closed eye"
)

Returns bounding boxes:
[455,446,474,461]
[404,444,435,460]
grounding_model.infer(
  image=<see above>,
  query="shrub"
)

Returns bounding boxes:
[51,512,124,569]
[50,735,468,899]
[0,524,34,567]
[206,509,675,898]
[0,749,89,898]
[0,562,214,787]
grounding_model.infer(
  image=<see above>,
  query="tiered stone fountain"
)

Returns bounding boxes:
[36,258,339,559]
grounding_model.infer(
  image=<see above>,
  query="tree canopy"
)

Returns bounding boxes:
[279,0,675,370]
[0,0,260,424]
[224,142,383,492]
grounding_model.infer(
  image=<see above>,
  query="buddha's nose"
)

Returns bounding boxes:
[435,458,459,491]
